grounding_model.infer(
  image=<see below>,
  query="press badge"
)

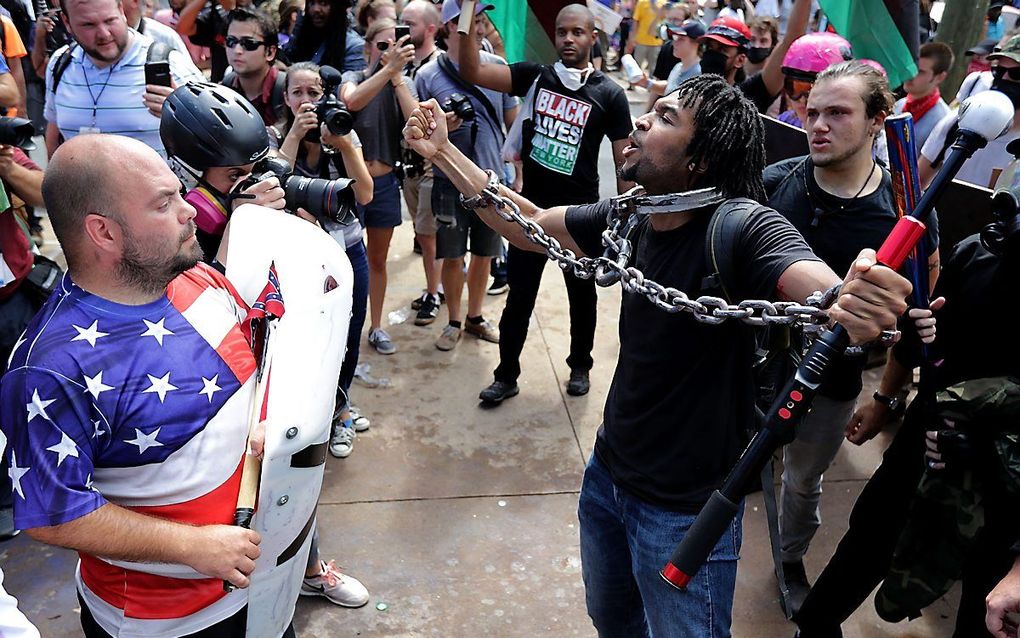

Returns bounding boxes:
[79,126,101,134]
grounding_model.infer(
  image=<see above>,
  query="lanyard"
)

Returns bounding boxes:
[83,61,117,127]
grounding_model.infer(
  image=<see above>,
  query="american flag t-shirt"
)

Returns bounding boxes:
[0,263,258,636]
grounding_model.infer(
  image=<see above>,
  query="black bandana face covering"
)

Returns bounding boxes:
[993,77,1020,110]
[747,46,772,64]
[700,49,730,77]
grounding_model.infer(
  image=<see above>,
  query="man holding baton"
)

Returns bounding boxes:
[404,74,912,636]
[0,135,279,637]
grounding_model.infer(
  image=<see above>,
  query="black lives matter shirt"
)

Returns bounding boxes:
[509,62,633,207]
[565,200,818,511]
[764,156,940,401]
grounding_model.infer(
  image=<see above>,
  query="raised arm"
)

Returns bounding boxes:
[760,0,811,98]
[341,36,414,112]
[175,0,204,38]
[403,98,584,256]
[457,28,513,93]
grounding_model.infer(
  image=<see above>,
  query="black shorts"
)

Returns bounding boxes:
[432,176,503,259]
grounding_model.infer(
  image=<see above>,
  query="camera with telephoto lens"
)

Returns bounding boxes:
[236,157,358,227]
[441,93,475,121]
[0,117,38,150]
[305,65,354,143]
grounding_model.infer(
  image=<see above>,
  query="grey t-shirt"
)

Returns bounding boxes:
[414,51,517,177]
[665,60,701,94]
[893,96,952,152]
[340,68,417,168]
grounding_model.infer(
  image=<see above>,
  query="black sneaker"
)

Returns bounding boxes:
[487,278,508,295]
[412,291,445,310]
[781,559,812,619]
[566,369,590,396]
[414,293,439,326]
[479,381,519,404]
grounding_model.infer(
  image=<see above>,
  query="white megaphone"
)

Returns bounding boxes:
[954,89,1015,151]
[908,90,1016,229]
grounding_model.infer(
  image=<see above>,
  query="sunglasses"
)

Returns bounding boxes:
[376,40,390,51]
[784,77,814,101]
[225,35,267,51]
[992,64,1020,80]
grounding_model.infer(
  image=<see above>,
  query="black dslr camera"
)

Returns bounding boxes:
[237,157,358,227]
[0,117,38,150]
[306,65,354,142]
[441,93,475,121]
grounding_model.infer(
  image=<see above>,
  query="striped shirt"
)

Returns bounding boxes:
[44,30,205,158]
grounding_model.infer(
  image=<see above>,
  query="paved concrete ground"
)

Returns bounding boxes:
[0,84,961,636]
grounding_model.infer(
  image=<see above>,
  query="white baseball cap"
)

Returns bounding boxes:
[440,0,494,24]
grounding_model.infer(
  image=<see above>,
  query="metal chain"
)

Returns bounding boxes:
[476,184,831,330]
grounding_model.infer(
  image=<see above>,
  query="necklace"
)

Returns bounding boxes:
[803,158,879,230]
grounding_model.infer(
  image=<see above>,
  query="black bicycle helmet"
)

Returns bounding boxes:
[160,82,270,171]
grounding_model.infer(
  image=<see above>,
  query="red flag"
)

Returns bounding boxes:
[242,261,285,351]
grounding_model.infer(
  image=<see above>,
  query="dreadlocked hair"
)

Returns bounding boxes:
[674,74,767,202]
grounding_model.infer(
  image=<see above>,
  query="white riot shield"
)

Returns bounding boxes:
[224,205,353,638]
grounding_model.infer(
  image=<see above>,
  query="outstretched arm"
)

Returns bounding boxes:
[403,99,584,256]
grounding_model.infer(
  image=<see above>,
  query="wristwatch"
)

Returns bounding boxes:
[873,391,902,412]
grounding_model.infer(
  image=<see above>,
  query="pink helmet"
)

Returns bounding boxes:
[781,32,853,81]
[858,58,888,77]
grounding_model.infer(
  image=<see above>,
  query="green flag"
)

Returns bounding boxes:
[487,1,568,64]
[818,0,919,87]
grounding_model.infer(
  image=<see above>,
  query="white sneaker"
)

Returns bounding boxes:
[350,405,370,432]
[329,424,355,458]
[300,560,369,607]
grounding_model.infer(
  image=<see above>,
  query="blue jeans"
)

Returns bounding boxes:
[337,240,369,397]
[578,453,743,638]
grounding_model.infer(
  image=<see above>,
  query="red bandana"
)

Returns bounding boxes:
[903,89,942,124]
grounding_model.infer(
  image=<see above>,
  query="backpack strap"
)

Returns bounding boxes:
[932,120,959,170]
[49,45,75,93]
[270,69,287,126]
[702,197,768,301]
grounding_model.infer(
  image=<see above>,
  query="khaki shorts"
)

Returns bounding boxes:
[402,173,436,236]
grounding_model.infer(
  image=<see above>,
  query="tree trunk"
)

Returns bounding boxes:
[935,0,990,101]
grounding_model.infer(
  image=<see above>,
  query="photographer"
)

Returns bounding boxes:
[414,0,517,352]
[270,60,374,458]
[339,17,416,355]
[160,83,292,259]
[160,83,372,609]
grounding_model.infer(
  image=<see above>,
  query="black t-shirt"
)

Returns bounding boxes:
[896,235,1020,387]
[764,155,940,400]
[652,41,679,81]
[510,61,633,207]
[738,72,775,114]
[565,200,818,510]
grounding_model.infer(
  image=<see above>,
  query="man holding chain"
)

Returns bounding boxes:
[403,74,912,636]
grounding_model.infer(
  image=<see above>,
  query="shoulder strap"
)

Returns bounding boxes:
[933,121,959,169]
[437,53,504,142]
[270,70,287,124]
[703,197,766,302]
[50,45,75,93]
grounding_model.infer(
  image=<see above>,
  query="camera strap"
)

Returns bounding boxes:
[437,53,506,146]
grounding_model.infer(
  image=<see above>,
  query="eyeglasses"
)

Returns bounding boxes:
[784,77,814,101]
[225,35,267,51]
[992,64,1020,80]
